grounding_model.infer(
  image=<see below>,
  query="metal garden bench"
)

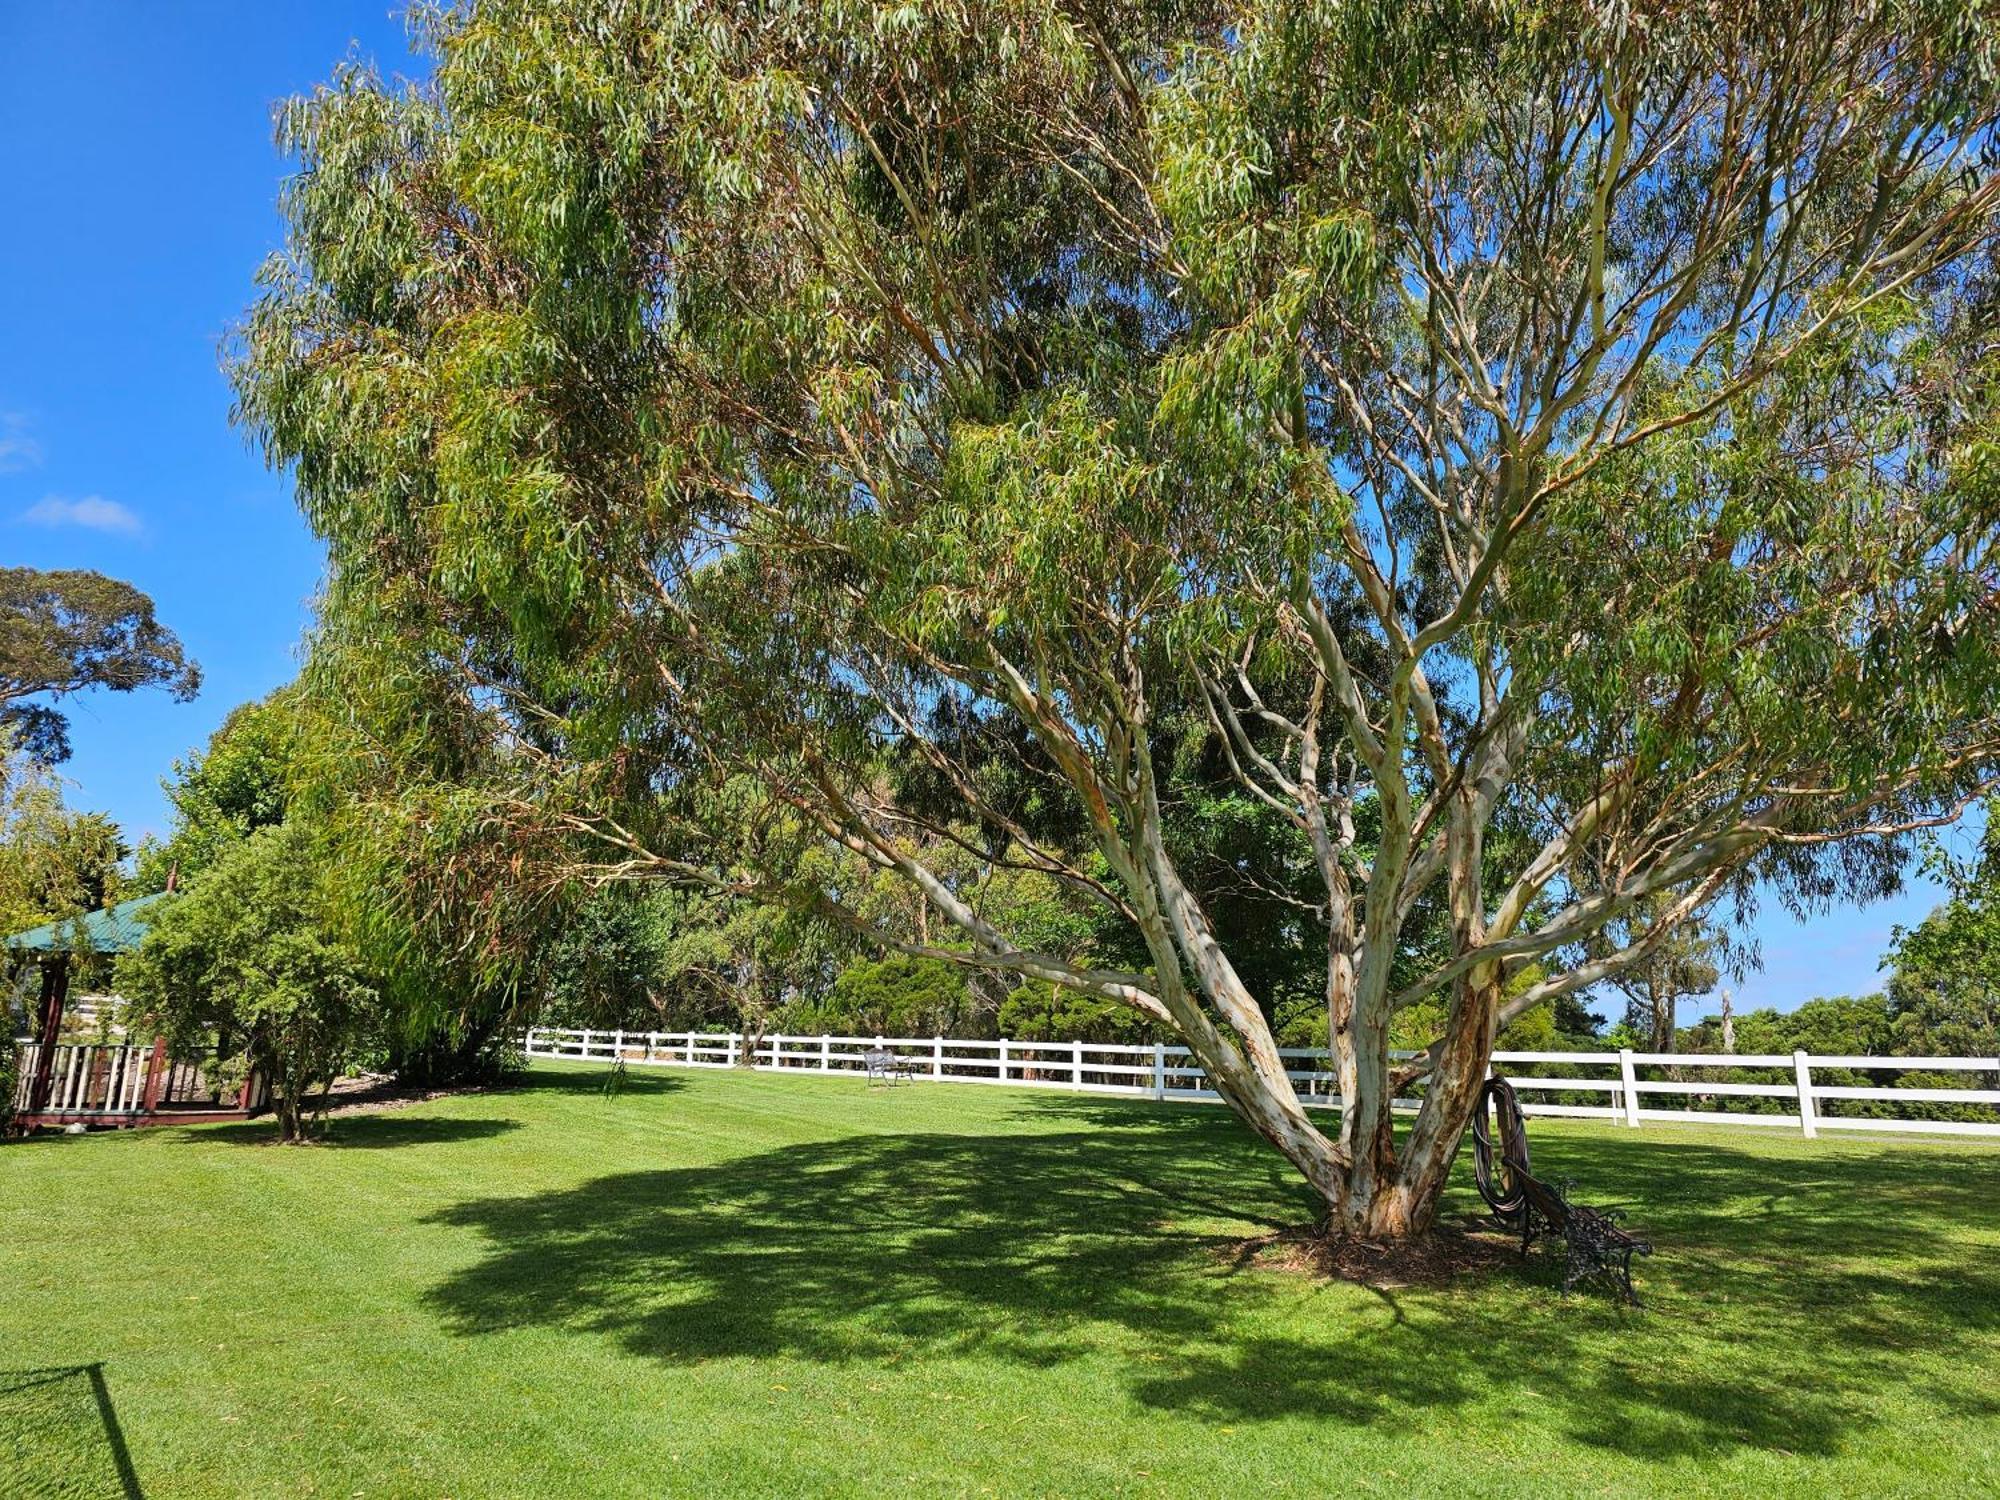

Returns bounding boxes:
[1472,1075,1653,1304]
[862,1048,918,1086]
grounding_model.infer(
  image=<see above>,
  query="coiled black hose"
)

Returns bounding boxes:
[1471,1075,1532,1223]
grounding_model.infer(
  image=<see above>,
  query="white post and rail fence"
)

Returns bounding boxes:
[521,1027,2000,1140]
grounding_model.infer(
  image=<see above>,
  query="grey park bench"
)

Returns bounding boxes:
[862,1048,919,1086]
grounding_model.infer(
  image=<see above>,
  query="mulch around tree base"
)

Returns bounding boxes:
[319,1073,499,1117]
[1223,1216,1522,1290]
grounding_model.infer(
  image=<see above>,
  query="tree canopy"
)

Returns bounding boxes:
[238,0,2000,1237]
[0,740,128,939]
[1884,813,2000,1058]
[133,689,299,894]
[0,567,200,763]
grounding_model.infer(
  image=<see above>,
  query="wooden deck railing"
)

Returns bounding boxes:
[8,1040,267,1127]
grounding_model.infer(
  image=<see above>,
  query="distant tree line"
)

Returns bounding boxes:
[8,669,1994,1140]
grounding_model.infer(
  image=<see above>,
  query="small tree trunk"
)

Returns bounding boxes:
[312,1078,337,1135]
[735,965,767,1069]
[1650,973,1675,1053]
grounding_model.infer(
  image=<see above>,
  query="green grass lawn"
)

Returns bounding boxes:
[3,1065,1997,1498]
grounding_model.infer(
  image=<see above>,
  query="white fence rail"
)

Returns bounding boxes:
[521,1028,2000,1139]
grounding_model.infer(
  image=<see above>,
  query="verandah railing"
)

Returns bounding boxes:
[11,1041,156,1118]
[9,1040,266,1122]
[521,1027,2000,1140]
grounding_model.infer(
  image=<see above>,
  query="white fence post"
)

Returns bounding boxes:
[1619,1049,1641,1128]
[1794,1050,1819,1139]
[511,1028,2000,1141]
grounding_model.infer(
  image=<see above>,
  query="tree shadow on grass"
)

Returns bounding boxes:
[320,1115,527,1149]
[1015,1091,2000,1286]
[500,1067,688,1098]
[170,1115,524,1149]
[0,1364,144,1500]
[419,1101,2000,1465]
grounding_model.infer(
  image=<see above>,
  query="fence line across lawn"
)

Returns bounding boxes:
[521,1028,2000,1140]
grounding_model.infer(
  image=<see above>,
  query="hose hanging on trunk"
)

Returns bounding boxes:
[1471,1075,1531,1223]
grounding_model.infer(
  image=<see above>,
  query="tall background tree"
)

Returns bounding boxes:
[135,674,547,1086]
[133,689,298,894]
[238,0,2000,1239]
[1882,812,2000,1059]
[1593,895,1746,1052]
[0,567,200,763]
[0,739,129,938]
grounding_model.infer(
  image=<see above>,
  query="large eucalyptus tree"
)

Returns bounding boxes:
[239,0,2000,1237]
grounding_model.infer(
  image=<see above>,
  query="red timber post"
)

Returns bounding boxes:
[25,957,70,1117]
[140,1036,168,1117]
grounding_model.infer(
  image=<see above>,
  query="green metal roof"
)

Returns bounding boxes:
[5,893,164,955]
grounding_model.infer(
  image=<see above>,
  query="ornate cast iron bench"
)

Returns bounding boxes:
[862,1048,918,1086]
[1473,1076,1653,1304]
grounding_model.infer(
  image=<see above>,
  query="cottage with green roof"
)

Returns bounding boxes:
[6,895,265,1130]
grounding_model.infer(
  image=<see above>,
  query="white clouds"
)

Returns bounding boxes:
[20,494,144,538]
[1,416,145,539]
[0,413,42,473]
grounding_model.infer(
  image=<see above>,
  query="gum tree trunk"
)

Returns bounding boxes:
[1177,965,1502,1243]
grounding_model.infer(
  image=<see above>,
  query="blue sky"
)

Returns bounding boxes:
[0,4,1972,1015]
[0,2,418,830]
